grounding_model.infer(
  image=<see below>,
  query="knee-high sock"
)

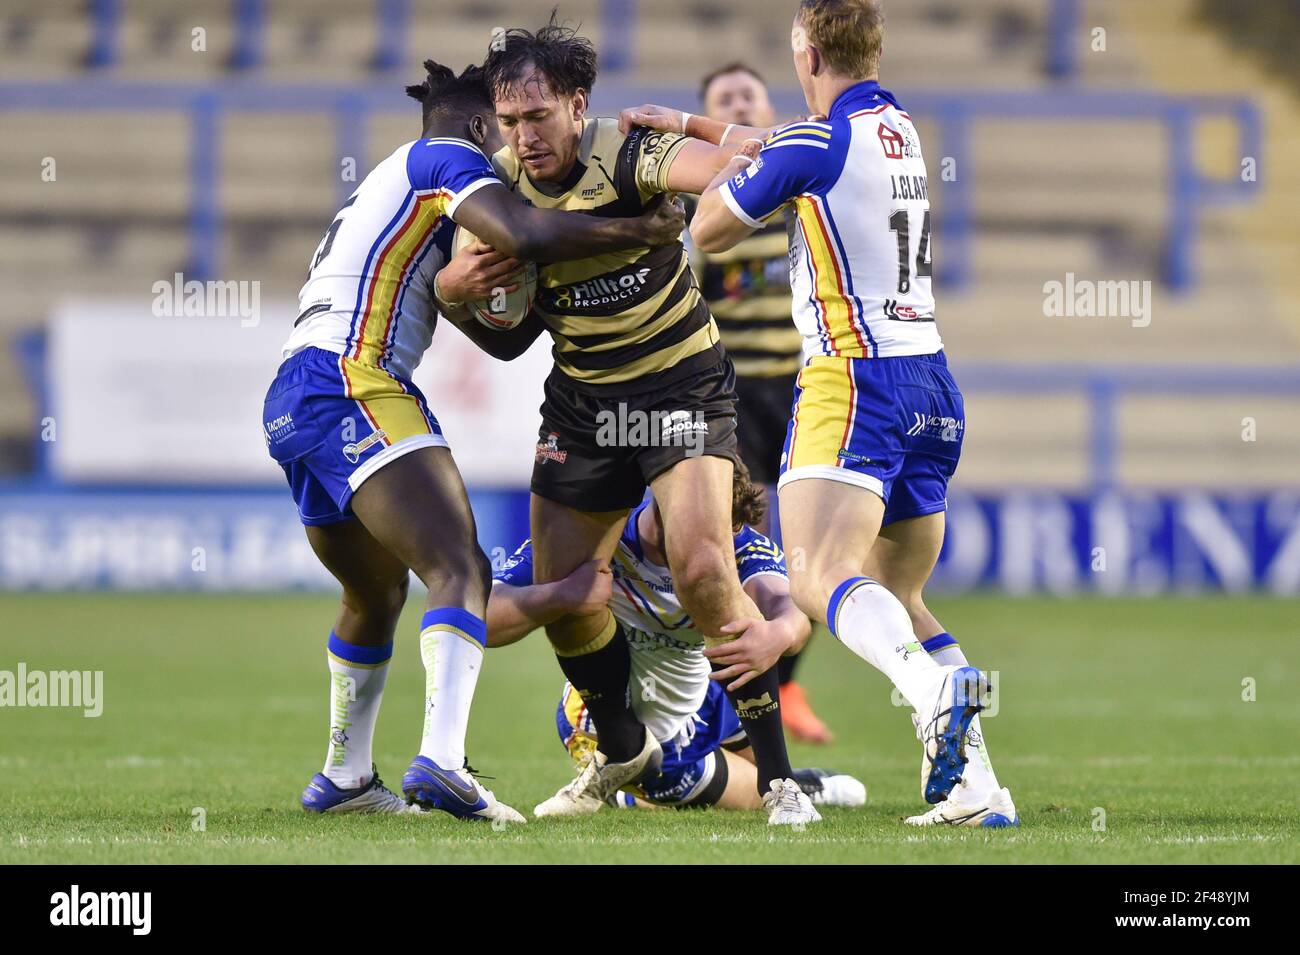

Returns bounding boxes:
[922,632,1002,796]
[418,608,486,769]
[776,649,800,685]
[553,613,643,763]
[324,632,392,789]
[717,663,793,795]
[827,577,943,711]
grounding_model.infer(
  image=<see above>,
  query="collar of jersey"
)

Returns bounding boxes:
[827,79,903,120]
[424,135,489,159]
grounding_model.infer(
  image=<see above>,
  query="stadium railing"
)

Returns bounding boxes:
[0,80,1261,292]
[81,0,1083,80]
[10,329,1299,492]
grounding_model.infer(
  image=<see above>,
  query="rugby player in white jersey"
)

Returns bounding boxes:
[440,17,816,823]
[485,467,865,819]
[618,0,1017,827]
[263,61,684,821]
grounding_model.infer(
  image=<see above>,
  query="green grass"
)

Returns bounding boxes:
[1,593,1297,864]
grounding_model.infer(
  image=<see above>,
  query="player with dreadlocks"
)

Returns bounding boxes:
[263,60,684,823]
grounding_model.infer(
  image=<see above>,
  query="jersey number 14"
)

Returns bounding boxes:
[889,210,932,294]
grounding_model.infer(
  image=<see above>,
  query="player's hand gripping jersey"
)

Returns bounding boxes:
[719,82,941,363]
[264,138,497,524]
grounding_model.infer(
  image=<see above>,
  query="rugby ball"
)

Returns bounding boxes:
[450,224,537,330]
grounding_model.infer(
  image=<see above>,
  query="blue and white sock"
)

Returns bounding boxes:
[418,608,486,769]
[324,633,392,790]
[921,632,1001,797]
[827,577,942,711]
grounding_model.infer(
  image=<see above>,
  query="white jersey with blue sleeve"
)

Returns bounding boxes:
[282,137,499,379]
[719,81,942,363]
[492,502,789,742]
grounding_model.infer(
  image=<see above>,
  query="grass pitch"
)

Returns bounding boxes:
[1,592,1296,864]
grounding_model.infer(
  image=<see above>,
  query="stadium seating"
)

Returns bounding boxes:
[0,0,1296,491]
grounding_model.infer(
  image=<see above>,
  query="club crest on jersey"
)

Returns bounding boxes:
[342,429,386,463]
[536,432,568,465]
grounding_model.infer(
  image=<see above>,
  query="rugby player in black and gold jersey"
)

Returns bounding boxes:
[436,17,818,824]
[690,62,834,746]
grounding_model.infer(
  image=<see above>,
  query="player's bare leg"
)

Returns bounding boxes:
[345,445,522,823]
[865,514,1017,826]
[652,454,809,818]
[298,518,415,813]
[779,477,986,804]
[531,495,663,816]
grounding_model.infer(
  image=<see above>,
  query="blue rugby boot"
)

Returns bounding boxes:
[301,765,415,813]
[402,756,525,824]
[917,666,989,804]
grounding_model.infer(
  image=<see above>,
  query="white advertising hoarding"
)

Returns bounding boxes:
[45,298,551,486]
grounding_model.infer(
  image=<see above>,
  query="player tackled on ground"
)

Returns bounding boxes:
[485,465,866,817]
[620,0,1017,827]
[438,15,818,824]
[263,61,684,822]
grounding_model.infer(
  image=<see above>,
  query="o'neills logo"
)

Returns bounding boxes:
[536,432,568,464]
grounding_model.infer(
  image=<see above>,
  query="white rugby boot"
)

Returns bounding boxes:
[762,778,822,826]
[905,785,1019,828]
[534,729,663,818]
[792,768,867,807]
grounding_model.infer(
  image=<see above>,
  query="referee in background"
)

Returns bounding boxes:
[687,62,833,744]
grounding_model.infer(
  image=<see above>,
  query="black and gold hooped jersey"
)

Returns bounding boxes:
[687,205,803,379]
[492,118,723,395]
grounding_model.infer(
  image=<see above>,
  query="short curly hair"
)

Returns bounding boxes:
[482,10,599,102]
[731,461,767,531]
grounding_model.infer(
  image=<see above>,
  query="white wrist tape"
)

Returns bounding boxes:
[680,111,694,135]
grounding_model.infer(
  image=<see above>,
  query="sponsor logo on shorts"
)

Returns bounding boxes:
[264,412,295,444]
[536,432,568,464]
[594,405,709,457]
[906,412,963,442]
[342,429,387,464]
[836,448,874,466]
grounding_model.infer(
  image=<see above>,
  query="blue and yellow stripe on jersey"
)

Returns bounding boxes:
[792,192,874,359]
[344,187,450,369]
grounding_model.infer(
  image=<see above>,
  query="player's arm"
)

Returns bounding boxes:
[619,103,776,148]
[704,534,811,689]
[453,184,685,262]
[744,574,813,656]
[686,149,765,252]
[442,305,547,362]
[486,559,613,648]
[691,123,828,253]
